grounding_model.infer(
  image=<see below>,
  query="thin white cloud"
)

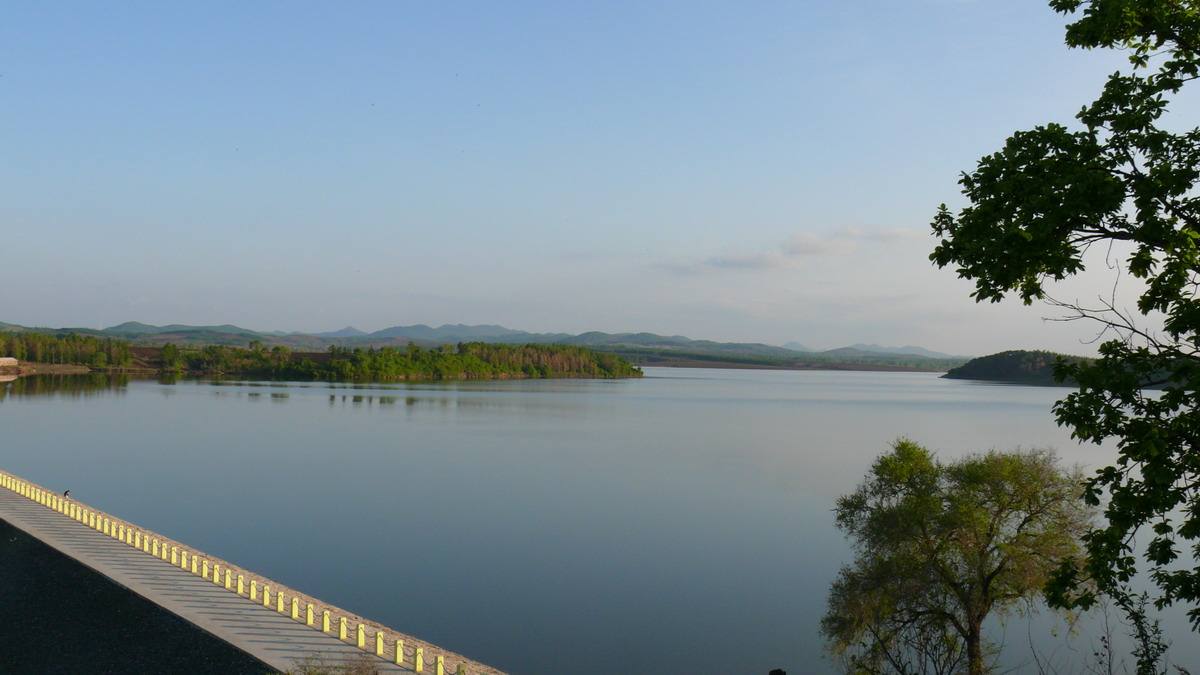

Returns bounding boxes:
[834,225,926,243]
[780,233,856,257]
[672,226,927,275]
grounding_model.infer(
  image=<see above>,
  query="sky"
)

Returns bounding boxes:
[0,1,1165,356]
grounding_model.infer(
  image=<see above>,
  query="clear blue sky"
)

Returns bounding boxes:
[2,1,1142,355]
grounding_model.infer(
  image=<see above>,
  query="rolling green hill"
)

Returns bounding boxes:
[943,350,1086,386]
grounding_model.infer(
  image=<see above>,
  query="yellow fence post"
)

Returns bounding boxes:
[291,597,299,620]
[415,647,424,673]
[224,569,232,589]
[356,623,365,648]
[250,580,258,601]
[306,603,314,626]
[375,632,384,656]
[263,587,271,608]
[117,525,124,541]
[436,655,445,675]
[143,536,150,553]
[237,575,245,596]
[395,640,405,666]
[457,665,467,675]
[339,617,347,641]
[277,592,285,614]
[202,561,210,580]
[322,610,330,633]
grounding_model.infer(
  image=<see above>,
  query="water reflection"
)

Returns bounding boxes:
[1,369,1191,674]
[0,374,130,401]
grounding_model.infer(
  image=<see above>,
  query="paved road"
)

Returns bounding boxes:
[0,482,413,673]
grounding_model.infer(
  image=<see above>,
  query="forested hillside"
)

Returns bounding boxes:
[1,331,641,381]
[942,350,1084,386]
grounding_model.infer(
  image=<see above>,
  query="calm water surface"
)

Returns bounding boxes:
[1,368,1195,673]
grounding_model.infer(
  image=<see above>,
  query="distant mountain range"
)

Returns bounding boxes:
[0,321,970,369]
[781,341,956,360]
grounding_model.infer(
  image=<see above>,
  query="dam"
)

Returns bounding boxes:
[0,470,506,674]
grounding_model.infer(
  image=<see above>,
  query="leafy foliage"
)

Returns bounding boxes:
[931,0,1200,628]
[0,331,131,368]
[1,330,642,381]
[168,341,641,380]
[823,440,1093,675]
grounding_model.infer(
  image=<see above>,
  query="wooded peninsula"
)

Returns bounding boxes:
[942,350,1084,386]
[0,331,642,381]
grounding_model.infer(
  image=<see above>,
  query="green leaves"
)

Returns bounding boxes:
[933,0,1200,629]
[824,441,1093,675]
[930,123,1122,305]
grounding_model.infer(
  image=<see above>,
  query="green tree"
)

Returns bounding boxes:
[822,440,1093,675]
[931,0,1200,628]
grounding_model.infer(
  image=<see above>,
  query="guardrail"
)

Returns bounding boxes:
[0,471,503,675]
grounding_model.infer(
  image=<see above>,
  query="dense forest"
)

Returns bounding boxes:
[0,332,132,368]
[1,331,641,380]
[163,341,642,380]
[942,350,1084,386]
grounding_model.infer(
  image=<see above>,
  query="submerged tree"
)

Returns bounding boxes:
[930,0,1200,631]
[822,440,1093,675]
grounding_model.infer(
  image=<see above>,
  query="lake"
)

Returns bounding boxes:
[1,367,1195,673]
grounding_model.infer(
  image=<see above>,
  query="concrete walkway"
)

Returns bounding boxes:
[0,483,413,673]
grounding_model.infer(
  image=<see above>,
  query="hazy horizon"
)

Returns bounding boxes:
[3,317,983,356]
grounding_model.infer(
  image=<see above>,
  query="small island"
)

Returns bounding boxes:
[942,350,1085,386]
[0,331,642,381]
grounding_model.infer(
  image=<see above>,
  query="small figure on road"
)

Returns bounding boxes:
[63,489,70,499]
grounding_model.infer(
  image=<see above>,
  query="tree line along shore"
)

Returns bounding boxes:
[0,331,642,381]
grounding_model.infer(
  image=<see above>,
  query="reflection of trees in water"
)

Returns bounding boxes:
[0,374,130,401]
[327,394,397,407]
[243,392,291,402]
[324,392,581,415]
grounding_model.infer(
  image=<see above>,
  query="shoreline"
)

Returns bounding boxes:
[2,359,946,380]
[626,355,946,372]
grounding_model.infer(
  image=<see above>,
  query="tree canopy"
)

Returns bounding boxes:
[931,0,1200,628]
[943,350,1086,386]
[822,441,1093,675]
